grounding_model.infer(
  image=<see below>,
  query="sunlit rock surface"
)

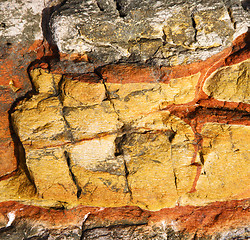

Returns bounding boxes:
[51,0,248,65]
[203,59,250,103]
[0,0,249,239]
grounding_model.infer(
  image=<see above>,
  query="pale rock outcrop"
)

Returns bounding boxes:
[50,0,249,65]
[203,59,250,103]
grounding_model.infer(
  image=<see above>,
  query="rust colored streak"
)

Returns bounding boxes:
[166,103,250,192]
[189,165,202,193]
[64,73,102,83]
[199,98,250,113]
[166,105,249,191]
[185,116,203,192]
[161,46,232,81]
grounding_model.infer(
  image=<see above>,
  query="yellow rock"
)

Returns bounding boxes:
[195,123,250,201]
[125,111,196,210]
[106,82,161,122]
[61,78,106,107]
[11,68,199,209]
[12,67,249,210]
[203,59,250,103]
[64,102,122,141]
[26,147,78,201]
[72,166,131,207]
[30,68,62,94]
[67,134,125,175]
[12,96,67,148]
[106,73,199,122]
[0,169,36,202]
[159,73,200,106]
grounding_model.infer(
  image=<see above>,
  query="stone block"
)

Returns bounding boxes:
[26,147,77,201]
[63,102,122,141]
[61,76,106,107]
[203,59,250,103]
[195,123,250,201]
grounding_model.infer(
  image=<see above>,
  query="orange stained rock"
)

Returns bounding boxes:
[0,199,248,237]
[99,64,163,83]
[0,27,249,208]
[0,141,17,179]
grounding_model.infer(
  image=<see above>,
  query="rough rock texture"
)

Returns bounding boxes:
[0,200,249,239]
[0,0,66,178]
[10,69,199,210]
[203,59,250,103]
[51,0,248,65]
[0,0,249,239]
[196,123,250,201]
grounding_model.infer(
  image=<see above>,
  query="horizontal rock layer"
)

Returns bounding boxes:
[0,199,249,239]
[51,0,249,65]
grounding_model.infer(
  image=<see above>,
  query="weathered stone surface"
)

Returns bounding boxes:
[72,166,131,207]
[30,68,62,94]
[26,147,78,201]
[10,70,123,204]
[203,59,250,103]
[11,96,67,148]
[67,135,125,175]
[0,10,59,179]
[194,123,250,201]
[51,0,249,65]
[0,0,44,44]
[10,68,203,209]
[0,0,249,238]
[0,169,35,202]
[64,102,121,141]
[162,6,195,48]
[61,74,106,107]
[66,135,131,207]
[126,112,196,210]
[10,64,250,210]
[0,200,248,240]
[105,72,200,122]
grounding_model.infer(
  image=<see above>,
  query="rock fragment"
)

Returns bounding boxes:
[203,59,250,103]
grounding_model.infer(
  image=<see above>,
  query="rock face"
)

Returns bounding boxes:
[0,0,249,239]
[0,200,249,240]
[51,0,248,65]
[196,123,250,201]
[9,58,250,210]
[203,59,250,103]
[11,69,199,210]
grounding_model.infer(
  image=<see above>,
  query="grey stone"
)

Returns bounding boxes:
[50,0,249,66]
[0,0,45,44]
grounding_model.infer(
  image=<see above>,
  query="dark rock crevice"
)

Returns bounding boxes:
[191,14,198,42]
[114,0,127,18]
[57,77,76,143]
[64,150,82,199]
